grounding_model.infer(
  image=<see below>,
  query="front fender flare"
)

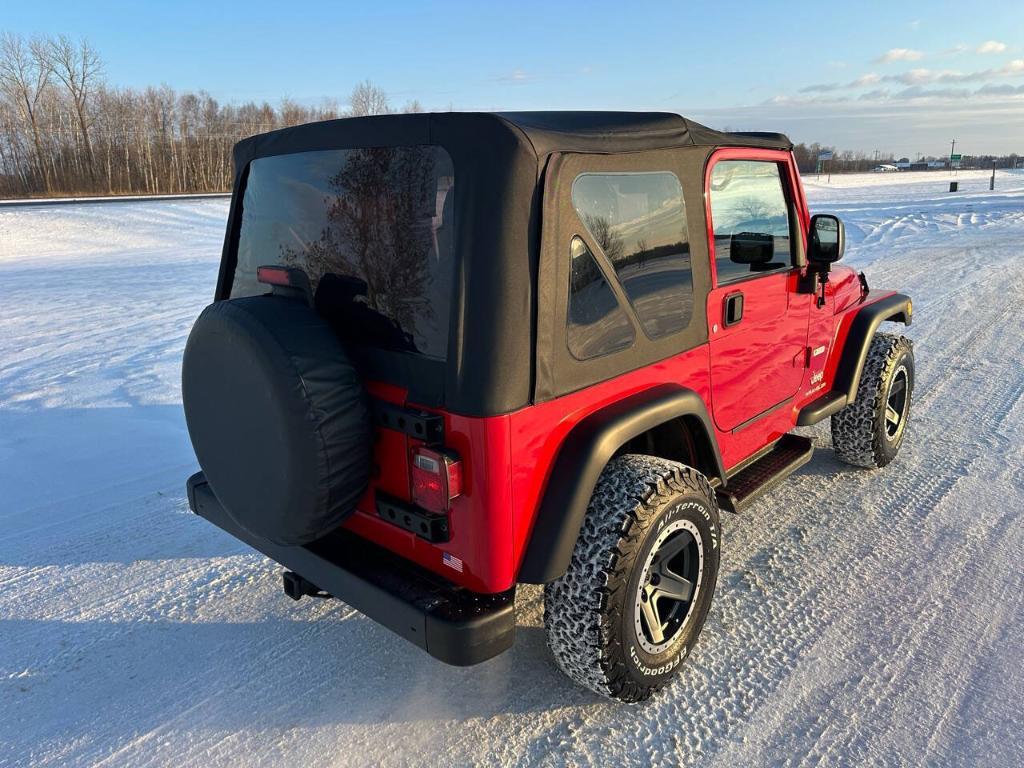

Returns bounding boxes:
[835,291,913,402]
[797,291,912,426]
[517,385,724,584]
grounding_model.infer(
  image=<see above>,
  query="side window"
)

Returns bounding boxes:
[709,160,792,285]
[572,172,693,340]
[567,236,636,360]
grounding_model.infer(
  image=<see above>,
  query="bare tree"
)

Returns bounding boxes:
[281,146,436,337]
[0,32,53,192]
[582,213,625,263]
[348,80,390,117]
[0,37,475,198]
[45,34,102,184]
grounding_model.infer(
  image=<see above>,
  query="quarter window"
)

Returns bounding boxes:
[572,172,693,340]
[709,160,792,285]
[567,236,636,360]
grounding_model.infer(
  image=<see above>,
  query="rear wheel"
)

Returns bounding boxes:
[831,332,914,468]
[544,455,721,703]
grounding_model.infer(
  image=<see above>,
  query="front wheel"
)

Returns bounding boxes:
[544,456,721,703]
[831,332,914,468]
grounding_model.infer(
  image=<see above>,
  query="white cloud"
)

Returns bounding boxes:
[689,99,1024,156]
[894,85,972,100]
[852,73,882,87]
[977,40,1007,54]
[875,48,924,64]
[908,19,921,31]
[840,59,1024,90]
[895,68,938,85]
[978,82,1024,96]
[800,82,841,93]
[496,69,532,83]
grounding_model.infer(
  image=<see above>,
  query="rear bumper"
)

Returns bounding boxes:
[186,472,515,666]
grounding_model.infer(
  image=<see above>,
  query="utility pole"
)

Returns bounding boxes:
[950,138,956,175]
[991,160,996,191]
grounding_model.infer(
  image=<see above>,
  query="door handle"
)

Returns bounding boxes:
[723,292,744,327]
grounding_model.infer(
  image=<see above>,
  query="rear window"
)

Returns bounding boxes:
[231,145,456,360]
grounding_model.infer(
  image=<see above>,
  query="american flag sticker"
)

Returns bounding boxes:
[442,552,464,573]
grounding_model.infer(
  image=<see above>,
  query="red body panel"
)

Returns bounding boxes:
[707,271,808,432]
[341,148,895,595]
[344,381,516,594]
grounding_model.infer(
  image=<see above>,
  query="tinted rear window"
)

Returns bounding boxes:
[231,146,455,359]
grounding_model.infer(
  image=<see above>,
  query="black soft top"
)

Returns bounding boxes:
[493,111,791,155]
[230,111,791,166]
[219,112,793,417]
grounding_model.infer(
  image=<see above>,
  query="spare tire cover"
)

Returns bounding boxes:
[182,295,372,545]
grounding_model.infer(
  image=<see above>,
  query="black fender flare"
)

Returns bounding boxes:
[517,384,725,584]
[835,292,912,402]
[797,291,912,426]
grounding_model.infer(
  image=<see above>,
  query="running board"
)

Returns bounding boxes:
[796,391,848,426]
[716,434,814,513]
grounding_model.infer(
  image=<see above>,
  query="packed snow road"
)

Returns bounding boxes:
[1,170,1022,767]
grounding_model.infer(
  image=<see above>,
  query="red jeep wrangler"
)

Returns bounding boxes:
[182,112,914,702]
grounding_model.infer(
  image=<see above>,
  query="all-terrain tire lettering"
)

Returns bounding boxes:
[543,455,720,704]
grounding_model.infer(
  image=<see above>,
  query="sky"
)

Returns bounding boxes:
[4,0,1023,156]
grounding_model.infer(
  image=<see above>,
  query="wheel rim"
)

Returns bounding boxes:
[884,365,910,442]
[634,519,704,654]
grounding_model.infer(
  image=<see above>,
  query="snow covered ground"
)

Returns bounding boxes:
[1,171,1022,767]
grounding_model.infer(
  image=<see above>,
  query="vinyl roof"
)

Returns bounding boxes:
[233,111,793,166]
[491,111,793,156]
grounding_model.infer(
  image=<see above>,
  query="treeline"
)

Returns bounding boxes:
[3,31,1021,198]
[0,32,413,198]
[792,142,1021,174]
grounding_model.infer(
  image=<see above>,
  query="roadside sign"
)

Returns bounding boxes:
[950,153,962,161]
[818,151,834,161]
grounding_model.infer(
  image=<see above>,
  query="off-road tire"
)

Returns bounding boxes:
[544,455,721,703]
[831,332,914,468]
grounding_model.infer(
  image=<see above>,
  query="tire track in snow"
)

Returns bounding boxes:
[2,182,1023,767]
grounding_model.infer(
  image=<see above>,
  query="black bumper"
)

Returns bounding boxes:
[186,472,515,666]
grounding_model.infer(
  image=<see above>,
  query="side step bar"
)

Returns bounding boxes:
[716,434,815,514]
[796,391,848,426]
[187,472,515,666]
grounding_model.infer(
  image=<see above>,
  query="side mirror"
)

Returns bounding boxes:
[808,214,845,266]
[729,231,774,265]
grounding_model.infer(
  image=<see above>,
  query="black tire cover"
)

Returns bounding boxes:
[182,295,372,545]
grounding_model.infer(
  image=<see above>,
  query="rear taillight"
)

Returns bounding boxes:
[411,446,463,513]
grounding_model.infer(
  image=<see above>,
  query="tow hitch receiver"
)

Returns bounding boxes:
[282,571,328,601]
